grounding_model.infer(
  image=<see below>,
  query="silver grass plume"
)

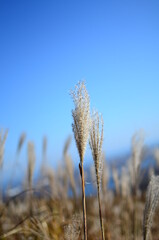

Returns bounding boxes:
[129,130,145,194]
[56,162,69,200]
[65,154,76,198]
[7,132,26,191]
[121,167,130,198]
[16,132,26,154]
[63,135,76,199]
[40,136,48,175]
[148,167,154,179]
[45,166,57,197]
[42,135,47,167]
[70,81,90,240]
[43,135,47,157]
[70,81,90,164]
[89,111,105,240]
[27,141,36,215]
[64,212,82,240]
[143,175,159,240]
[131,131,144,179]
[27,141,36,188]
[130,131,144,240]
[63,135,72,156]
[89,111,104,189]
[0,129,8,168]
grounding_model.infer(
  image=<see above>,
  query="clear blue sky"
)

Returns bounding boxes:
[1,0,159,167]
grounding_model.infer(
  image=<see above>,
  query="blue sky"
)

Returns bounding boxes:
[0,0,159,167]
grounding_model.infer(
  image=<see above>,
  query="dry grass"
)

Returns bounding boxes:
[0,82,159,240]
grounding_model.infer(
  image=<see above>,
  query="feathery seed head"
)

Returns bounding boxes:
[17,132,26,154]
[42,136,47,157]
[27,141,35,187]
[131,130,145,173]
[70,81,90,164]
[143,175,159,240]
[89,111,104,188]
[121,167,130,198]
[63,135,72,157]
[64,212,82,240]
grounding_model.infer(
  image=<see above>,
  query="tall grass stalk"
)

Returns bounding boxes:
[70,81,90,240]
[7,132,26,192]
[143,175,159,240]
[63,136,76,200]
[89,111,105,240]
[130,131,144,240]
[27,141,35,215]
[40,136,47,176]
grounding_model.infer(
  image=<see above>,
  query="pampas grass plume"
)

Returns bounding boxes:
[16,132,26,154]
[27,141,35,188]
[89,111,104,189]
[143,175,159,240]
[70,81,90,240]
[70,81,90,164]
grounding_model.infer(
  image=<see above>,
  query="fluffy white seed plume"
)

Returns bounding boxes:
[121,167,130,198]
[27,141,36,188]
[143,175,159,240]
[40,136,48,175]
[148,167,154,179]
[89,111,104,189]
[43,136,47,157]
[64,212,82,240]
[70,81,90,164]
[131,130,145,174]
[17,132,26,154]
[63,135,76,198]
[129,130,145,192]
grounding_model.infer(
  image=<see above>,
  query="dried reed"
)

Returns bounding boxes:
[7,132,26,192]
[121,167,130,199]
[64,212,82,240]
[89,111,105,240]
[143,175,159,240]
[70,81,90,240]
[130,131,144,240]
[40,136,48,177]
[16,132,26,155]
[63,136,76,200]
[27,141,36,215]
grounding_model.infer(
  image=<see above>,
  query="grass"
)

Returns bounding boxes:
[0,81,159,239]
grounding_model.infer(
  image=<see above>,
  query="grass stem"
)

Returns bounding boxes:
[79,163,87,240]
